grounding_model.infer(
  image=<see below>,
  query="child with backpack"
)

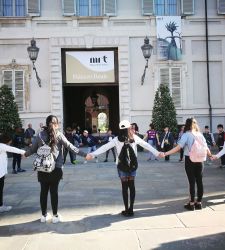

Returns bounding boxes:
[0,133,25,213]
[25,115,87,223]
[86,120,163,217]
[163,118,212,211]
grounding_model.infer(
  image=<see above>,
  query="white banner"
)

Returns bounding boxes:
[65,51,115,83]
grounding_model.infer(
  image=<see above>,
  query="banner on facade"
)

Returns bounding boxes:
[65,50,115,83]
[156,16,182,61]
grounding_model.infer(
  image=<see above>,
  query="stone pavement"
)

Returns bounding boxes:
[1,150,225,250]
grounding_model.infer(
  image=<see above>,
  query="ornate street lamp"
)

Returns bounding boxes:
[141,36,153,85]
[27,38,41,87]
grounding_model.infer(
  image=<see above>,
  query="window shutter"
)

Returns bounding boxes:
[0,0,2,16]
[103,0,116,16]
[160,68,169,87]
[142,0,154,15]
[3,71,13,90]
[62,0,76,16]
[218,0,225,14]
[181,0,194,15]
[15,71,24,111]
[27,0,40,16]
[171,68,181,107]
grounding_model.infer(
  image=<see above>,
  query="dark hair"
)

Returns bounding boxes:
[118,128,129,142]
[184,117,199,132]
[205,125,209,129]
[0,133,12,144]
[217,124,223,129]
[131,123,139,132]
[149,123,154,129]
[44,115,58,148]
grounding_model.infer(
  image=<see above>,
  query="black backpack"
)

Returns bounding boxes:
[117,142,138,173]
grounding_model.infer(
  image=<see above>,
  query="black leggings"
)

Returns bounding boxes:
[40,181,60,216]
[0,176,5,206]
[121,178,136,211]
[185,156,204,202]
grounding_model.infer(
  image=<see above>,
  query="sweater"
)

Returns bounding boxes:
[0,143,25,178]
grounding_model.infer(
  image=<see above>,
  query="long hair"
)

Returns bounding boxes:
[118,128,134,143]
[44,115,58,148]
[184,118,200,133]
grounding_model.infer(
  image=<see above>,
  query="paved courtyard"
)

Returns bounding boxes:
[0,150,225,250]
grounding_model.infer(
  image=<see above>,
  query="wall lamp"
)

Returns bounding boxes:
[141,36,153,85]
[27,38,41,87]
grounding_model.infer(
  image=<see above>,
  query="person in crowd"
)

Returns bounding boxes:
[63,127,76,165]
[216,124,225,168]
[143,123,159,161]
[0,133,25,213]
[203,125,216,165]
[86,120,164,217]
[11,127,26,174]
[102,129,116,162]
[162,118,212,211]
[36,122,44,136]
[177,125,185,162]
[25,115,87,223]
[80,130,100,163]
[131,123,144,152]
[159,126,174,161]
[24,123,35,146]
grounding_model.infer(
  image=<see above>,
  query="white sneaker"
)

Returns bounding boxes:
[95,158,98,163]
[52,214,62,224]
[83,161,87,164]
[40,213,51,223]
[0,205,12,213]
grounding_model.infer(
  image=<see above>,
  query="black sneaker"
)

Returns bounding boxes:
[12,169,17,174]
[17,168,26,173]
[184,202,195,211]
[195,202,202,210]
[121,210,129,216]
[104,159,108,162]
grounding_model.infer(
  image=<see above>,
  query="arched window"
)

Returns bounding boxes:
[98,112,107,132]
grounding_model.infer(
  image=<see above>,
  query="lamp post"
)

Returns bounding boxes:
[27,38,41,87]
[141,36,153,85]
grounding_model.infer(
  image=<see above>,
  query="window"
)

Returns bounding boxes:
[3,70,24,111]
[142,0,194,16]
[159,67,181,107]
[155,0,178,16]
[78,0,101,16]
[63,0,117,16]
[1,0,26,16]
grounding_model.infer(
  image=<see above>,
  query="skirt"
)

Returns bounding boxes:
[117,169,136,178]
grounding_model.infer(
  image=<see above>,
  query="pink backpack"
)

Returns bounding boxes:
[189,133,207,163]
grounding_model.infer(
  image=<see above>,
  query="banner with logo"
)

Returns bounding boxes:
[156,16,182,61]
[65,51,115,83]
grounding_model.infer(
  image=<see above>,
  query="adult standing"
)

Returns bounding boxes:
[24,123,35,146]
[163,118,212,211]
[86,120,163,217]
[63,127,76,164]
[159,126,174,161]
[102,129,116,162]
[25,115,87,223]
[143,123,159,161]
[203,125,216,164]
[216,124,225,168]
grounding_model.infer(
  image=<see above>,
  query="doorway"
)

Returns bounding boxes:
[63,85,119,134]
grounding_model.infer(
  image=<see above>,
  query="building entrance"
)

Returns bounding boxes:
[63,86,119,134]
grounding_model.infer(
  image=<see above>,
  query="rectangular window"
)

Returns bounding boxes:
[77,0,101,16]
[3,70,24,111]
[1,0,25,16]
[159,67,181,107]
[155,0,179,16]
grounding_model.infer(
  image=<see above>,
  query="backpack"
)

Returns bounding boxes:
[33,134,55,173]
[117,142,138,173]
[189,133,207,163]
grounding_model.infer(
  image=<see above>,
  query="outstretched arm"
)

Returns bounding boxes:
[164,145,181,157]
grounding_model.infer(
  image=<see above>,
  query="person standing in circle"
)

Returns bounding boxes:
[25,115,87,223]
[86,120,163,217]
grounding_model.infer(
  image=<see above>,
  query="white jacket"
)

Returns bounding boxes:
[90,134,160,164]
[0,143,25,178]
